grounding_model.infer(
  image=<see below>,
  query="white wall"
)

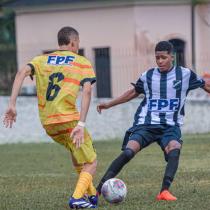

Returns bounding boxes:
[195,4,210,74]
[1,91,210,144]
[134,5,192,69]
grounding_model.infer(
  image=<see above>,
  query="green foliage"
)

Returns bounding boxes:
[0,133,210,210]
[0,12,15,44]
[192,0,210,4]
[0,8,16,95]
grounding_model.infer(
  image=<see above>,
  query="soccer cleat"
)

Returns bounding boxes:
[88,194,98,206]
[69,197,97,209]
[156,190,177,201]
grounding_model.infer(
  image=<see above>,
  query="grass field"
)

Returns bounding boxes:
[0,133,210,210]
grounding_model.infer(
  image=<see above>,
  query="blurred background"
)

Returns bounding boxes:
[0,0,210,143]
[1,2,210,210]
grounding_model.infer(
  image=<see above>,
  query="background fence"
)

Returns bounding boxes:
[1,89,210,144]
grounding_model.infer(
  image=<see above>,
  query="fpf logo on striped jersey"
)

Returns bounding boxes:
[148,98,179,112]
[47,55,75,65]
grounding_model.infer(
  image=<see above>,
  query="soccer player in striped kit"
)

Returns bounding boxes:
[96,41,210,201]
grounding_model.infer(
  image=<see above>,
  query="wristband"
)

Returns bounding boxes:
[78,121,85,127]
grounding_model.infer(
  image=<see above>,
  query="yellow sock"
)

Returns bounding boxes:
[73,171,92,199]
[87,182,96,196]
[74,165,96,196]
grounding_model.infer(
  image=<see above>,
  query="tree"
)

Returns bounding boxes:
[0,2,16,95]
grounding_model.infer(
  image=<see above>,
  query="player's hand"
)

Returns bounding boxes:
[3,105,17,128]
[97,102,110,114]
[70,125,85,149]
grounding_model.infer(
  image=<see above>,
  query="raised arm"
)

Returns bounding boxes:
[97,88,139,114]
[3,65,33,128]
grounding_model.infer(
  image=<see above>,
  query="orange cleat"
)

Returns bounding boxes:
[156,190,177,201]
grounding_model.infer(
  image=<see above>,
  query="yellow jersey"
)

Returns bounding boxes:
[28,50,96,125]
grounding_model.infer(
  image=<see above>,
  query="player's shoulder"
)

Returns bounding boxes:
[28,54,47,66]
[141,68,155,79]
[72,54,93,70]
[178,66,191,71]
[177,66,194,76]
[75,54,92,66]
[32,54,44,60]
[144,67,156,75]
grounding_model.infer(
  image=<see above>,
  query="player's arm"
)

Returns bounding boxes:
[3,65,33,128]
[70,82,92,148]
[97,88,139,114]
[203,78,210,93]
[188,69,210,93]
[79,82,92,123]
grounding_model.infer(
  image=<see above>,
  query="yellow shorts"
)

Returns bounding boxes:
[44,121,96,164]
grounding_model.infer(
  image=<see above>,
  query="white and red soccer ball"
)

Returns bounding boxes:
[101,178,127,204]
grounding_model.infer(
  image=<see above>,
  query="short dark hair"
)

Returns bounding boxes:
[155,41,174,54]
[57,26,79,46]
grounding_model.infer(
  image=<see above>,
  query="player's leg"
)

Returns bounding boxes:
[44,122,97,208]
[96,140,139,194]
[69,126,98,208]
[157,125,182,201]
[161,140,181,192]
[69,159,97,209]
[72,159,97,198]
[71,154,96,198]
[96,125,156,194]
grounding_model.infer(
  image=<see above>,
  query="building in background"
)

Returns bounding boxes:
[4,0,210,97]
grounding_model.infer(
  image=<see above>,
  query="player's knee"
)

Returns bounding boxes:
[164,148,180,162]
[91,159,97,172]
[83,159,97,175]
[122,148,135,161]
[168,148,180,159]
[92,159,97,167]
[166,141,181,152]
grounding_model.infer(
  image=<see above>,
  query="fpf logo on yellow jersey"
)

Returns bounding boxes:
[47,55,75,65]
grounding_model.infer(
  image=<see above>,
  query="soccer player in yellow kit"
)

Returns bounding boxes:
[3,26,98,209]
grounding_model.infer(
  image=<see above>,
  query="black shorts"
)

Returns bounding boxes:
[122,124,182,151]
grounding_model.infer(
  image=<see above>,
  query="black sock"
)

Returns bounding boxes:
[97,148,135,194]
[161,149,180,192]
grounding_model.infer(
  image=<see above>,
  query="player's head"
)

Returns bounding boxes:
[155,41,174,72]
[57,26,80,53]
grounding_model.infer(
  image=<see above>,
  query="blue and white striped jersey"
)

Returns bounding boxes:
[133,66,205,126]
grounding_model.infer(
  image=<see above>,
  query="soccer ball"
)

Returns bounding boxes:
[101,178,127,204]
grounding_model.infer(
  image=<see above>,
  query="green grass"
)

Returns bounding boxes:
[0,133,210,210]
